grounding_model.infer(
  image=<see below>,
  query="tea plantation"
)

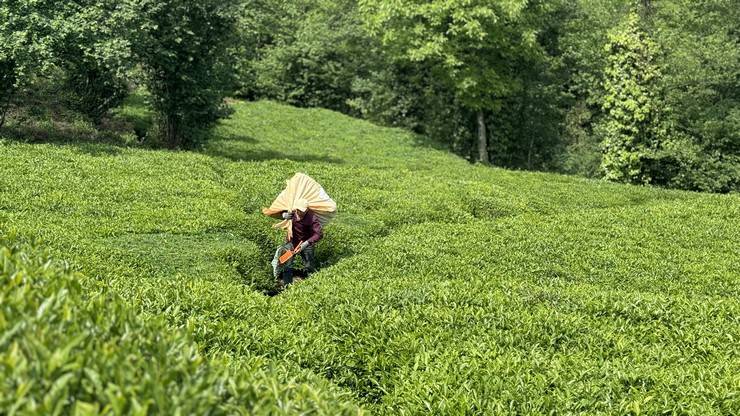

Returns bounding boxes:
[1,100,739,414]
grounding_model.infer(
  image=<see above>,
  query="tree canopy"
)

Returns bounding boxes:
[1,0,737,191]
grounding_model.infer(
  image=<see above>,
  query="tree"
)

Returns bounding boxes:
[558,0,738,192]
[651,0,739,192]
[0,0,58,127]
[0,1,131,127]
[359,0,556,164]
[598,12,665,184]
[126,0,239,148]
[53,1,131,123]
[555,0,631,177]
[235,0,371,114]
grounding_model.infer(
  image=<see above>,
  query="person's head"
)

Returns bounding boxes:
[293,199,308,220]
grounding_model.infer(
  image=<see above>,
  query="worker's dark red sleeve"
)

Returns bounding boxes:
[309,215,323,244]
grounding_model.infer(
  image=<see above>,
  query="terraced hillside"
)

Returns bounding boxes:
[1,100,738,414]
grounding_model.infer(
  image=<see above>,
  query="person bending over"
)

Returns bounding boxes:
[280,199,322,285]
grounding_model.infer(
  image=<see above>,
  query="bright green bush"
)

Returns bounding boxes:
[598,12,666,185]
[0,235,364,414]
[2,99,737,414]
[247,197,740,414]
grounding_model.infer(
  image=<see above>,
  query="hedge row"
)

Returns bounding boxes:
[0,235,363,414]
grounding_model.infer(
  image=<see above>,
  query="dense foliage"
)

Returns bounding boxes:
[235,0,738,192]
[0,0,238,147]
[1,0,737,190]
[3,0,738,411]
[128,0,240,148]
[0,0,57,127]
[2,100,738,413]
[598,12,665,184]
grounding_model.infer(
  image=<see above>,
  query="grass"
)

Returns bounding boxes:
[1,98,738,414]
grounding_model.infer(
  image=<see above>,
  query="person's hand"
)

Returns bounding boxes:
[298,241,310,252]
[282,212,294,220]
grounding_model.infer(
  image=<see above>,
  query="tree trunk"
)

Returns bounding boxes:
[0,100,10,130]
[164,115,180,149]
[640,0,653,18]
[477,110,489,164]
[0,88,12,129]
[0,105,8,129]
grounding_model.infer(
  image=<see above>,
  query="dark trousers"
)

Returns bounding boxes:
[282,244,317,285]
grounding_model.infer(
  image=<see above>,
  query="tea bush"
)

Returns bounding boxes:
[1,99,738,414]
[0,235,364,414]
[245,198,740,414]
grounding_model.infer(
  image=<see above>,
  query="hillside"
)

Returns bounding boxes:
[1,100,739,414]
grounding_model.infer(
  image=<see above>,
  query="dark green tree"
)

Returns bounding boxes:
[236,0,370,113]
[652,0,739,192]
[54,1,131,123]
[359,0,560,164]
[126,0,239,148]
[0,0,58,127]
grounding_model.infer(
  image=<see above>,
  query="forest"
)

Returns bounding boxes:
[2,0,738,192]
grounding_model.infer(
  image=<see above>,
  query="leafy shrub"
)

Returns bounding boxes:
[0,235,364,414]
[2,99,737,414]
[648,136,740,193]
[247,198,740,414]
[129,0,239,148]
[1,237,237,414]
[61,62,128,124]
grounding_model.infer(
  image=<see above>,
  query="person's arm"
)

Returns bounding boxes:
[308,215,323,245]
